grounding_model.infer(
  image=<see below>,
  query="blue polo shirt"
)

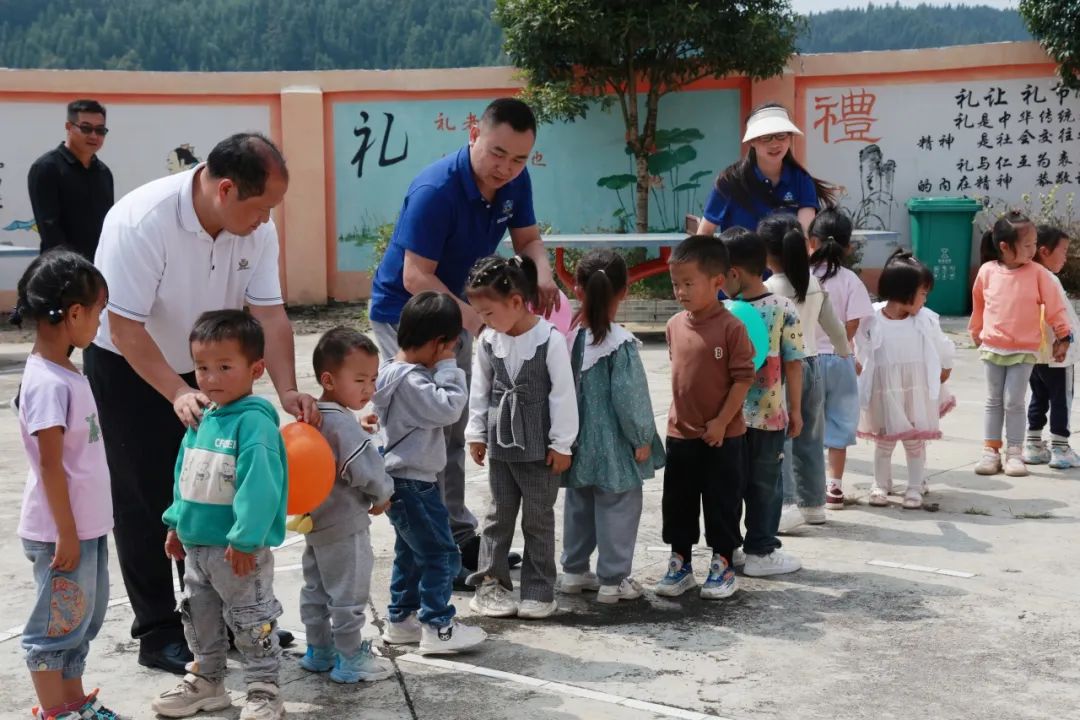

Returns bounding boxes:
[702,162,818,232]
[369,146,537,324]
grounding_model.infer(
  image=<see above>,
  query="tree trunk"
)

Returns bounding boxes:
[634,152,650,232]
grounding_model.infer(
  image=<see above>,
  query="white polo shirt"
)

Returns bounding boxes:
[93,165,284,374]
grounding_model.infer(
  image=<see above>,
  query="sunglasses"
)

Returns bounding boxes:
[754,132,791,143]
[72,122,109,137]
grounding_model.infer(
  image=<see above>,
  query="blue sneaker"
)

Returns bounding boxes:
[654,554,697,597]
[299,644,335,673]
[330,640,394,684]
[700,554,737,600]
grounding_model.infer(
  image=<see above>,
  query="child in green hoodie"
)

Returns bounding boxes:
[153,310,288,720]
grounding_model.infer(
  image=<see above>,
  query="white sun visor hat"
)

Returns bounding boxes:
[742,106,803,143]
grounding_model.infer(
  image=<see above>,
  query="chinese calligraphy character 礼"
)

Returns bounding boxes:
[814,89,882,144]
[351,111,409,178]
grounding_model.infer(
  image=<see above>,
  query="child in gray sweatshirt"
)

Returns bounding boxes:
[298,328,394,684]
[370,292,487,656]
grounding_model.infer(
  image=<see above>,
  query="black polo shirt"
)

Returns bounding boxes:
[27,143,114,260]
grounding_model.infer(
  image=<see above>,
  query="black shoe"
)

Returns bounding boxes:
[138,641,193,675]
[508,551,522,569]
[459,535,481,571]
[226,627,295,650]
[453,565,473,592]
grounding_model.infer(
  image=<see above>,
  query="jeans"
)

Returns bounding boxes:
[782,356,826,508]
[1028,364,1074,438]
[819,353,860,449]
[22,536,109,678]
[180,545,282,685]
[743,428,786,556]
[373,322,478,545]
[386,478,460,628]
[984,361,1034,447]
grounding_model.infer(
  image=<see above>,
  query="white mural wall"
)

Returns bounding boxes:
[805,76,1080,268]
[0,102,272,248]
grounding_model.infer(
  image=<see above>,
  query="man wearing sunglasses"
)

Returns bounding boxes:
[27,98,114,260]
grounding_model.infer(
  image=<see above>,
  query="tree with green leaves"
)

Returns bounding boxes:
[1019,0,1080,90]
[494,0,801,232]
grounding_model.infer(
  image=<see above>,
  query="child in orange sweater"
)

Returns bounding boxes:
[969,211,1072,477]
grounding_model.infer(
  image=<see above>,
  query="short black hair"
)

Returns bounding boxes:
[480,98,537,136]
[721,229,768,276]
[670,235,730,277]
[1036,223,1070,254]
[13,249,107,327]
[189,309,265,363]
[206,132,289,200]
[397,292,463,350]
[877,250,934,304]
[313,326,379,377]
[67,99,106,121]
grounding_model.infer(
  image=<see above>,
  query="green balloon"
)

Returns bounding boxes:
[724,299,769,370]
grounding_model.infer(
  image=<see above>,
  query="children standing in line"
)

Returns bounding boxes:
[856,252,955,509]
[15,251,123,720]
[720,228,804,577]
[154,310,288,720]
[371,292,486,655]
[759,214,850,533]
[658,236,755,599]
[465,255,578,619]
[1024,225,1080,468]
[298,327,394,683]
[559,250,665,604]
[970,211,1072,477]
[808,210,874,509]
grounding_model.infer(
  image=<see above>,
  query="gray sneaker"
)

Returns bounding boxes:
[1023,441,1051,465]
[239,683,284,720]
[151,673,231,718]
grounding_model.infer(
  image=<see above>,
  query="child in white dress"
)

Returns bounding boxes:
[856,251,955,509]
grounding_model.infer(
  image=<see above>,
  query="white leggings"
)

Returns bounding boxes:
[873,439,926,493]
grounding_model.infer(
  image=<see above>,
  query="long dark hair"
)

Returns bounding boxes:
[980,210,1034,264]
[808,209,854,281]
[715,102,837,215]
[758,213,811,304]
[574,249,628,344]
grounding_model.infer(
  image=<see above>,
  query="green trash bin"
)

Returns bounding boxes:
[906,197,981,315]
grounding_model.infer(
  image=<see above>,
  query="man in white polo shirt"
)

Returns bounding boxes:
[83,132,318,675]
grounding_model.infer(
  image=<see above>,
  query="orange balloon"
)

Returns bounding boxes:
[282,422,336,515]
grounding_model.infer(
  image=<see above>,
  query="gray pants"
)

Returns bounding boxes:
[984,360,1034,447]
[561,485,643,586]
[180,545,281,685]
[299,531,373,655]
[372,321,478,544]
[468,459,559,602]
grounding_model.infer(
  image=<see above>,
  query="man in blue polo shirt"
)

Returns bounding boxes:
[369,98,557,585]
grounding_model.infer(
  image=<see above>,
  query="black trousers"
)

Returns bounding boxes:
[661,435,746,565]
[83,343,196,650]
[1028,364,1072,438]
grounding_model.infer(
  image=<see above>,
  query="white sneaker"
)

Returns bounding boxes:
[1023,440,1051,464]
[1049,445,1080,469]
[469,578,518,617]
[974,448,1002,475]
[418,620,487,655]
[597,578,643,604]
[743,549,802,577]
[558,571,601,594]
[151,673,232,718]
[382,612,422,645]
[1004,446,1028,477]
[239,682,284,720]
[732,547,746,568]
[517,599,559,619]
[777,504,806,534]
[653,554,697,597]
[800,505,826,525]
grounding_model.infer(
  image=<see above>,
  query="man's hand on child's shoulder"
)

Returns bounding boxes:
[225,546,257,577]
[164,529,186,562]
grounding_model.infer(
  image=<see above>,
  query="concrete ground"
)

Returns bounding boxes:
[0,319,1078,720]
